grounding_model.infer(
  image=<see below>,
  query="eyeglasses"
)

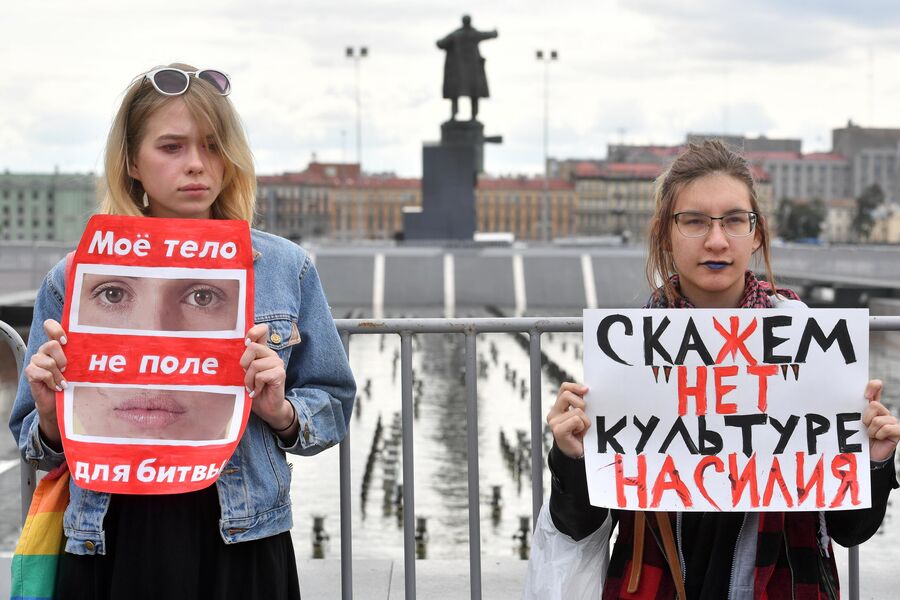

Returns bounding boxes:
[143,68,231,96]
[673,211,758,238]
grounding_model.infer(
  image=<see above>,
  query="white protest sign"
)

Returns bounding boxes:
[582,308,870,512]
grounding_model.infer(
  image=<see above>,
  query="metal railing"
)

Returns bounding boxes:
[332,315,900,600]
[0,320,33,525]
[336,317,581,600]
[10,315,900,600]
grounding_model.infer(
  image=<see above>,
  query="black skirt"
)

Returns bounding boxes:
[56,483,301,600]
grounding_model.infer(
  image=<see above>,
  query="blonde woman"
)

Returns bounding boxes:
[11,64,356,599]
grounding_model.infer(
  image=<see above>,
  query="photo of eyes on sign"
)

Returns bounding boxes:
[582,308,870,512]
[58,214,254,494]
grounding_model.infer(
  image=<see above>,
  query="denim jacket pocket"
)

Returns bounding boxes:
[256,317,301,352]
[255,317,301,369]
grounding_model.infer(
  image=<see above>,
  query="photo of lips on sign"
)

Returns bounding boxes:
[58,214,254,494]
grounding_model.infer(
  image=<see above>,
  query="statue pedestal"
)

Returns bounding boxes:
[403,143,477,241]
[402,120,502,241]
[441,120,485,173]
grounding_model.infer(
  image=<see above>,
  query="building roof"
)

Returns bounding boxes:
[601,163,663,179]
[607,144,684,158]
[571,162,603,177]
[643,146,685,158]
[802,152,847,161]
[744,151,802,161]
[574,162,663,180]
[258,162,363,187]
[477,176,574,191]
[744,151,847,163]
[307,162,361,179]
[573,160,773,184]
[340,176,420,190]
[0,172,98,188]
[257,172,337,186]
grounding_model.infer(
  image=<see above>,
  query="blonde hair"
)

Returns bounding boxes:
[100,63,256,222]
[645,140,776,303]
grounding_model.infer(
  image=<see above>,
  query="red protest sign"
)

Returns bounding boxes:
[58,215,254,494]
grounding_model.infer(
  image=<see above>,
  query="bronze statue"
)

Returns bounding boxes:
[436,15,498,121]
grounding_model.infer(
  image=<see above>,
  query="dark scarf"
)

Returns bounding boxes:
[645,270,801,309]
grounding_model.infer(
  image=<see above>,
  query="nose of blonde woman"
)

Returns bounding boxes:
[132,293,168,330]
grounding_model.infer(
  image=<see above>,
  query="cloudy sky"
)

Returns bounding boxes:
[4,0,900,177]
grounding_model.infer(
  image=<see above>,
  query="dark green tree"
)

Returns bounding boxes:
[852,183,885,242]
[776,197,825,241]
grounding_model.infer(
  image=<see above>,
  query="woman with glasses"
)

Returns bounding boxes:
[10,64,356,599]
[544,140,899,599]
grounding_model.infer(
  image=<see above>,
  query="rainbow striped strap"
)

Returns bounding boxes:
[11,463,70,600]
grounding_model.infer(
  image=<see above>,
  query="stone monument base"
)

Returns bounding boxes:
[441,120,485,173]
[402,119,501,241]
[403,143,477,241]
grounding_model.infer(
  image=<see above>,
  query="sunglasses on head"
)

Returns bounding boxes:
[143,68,231,96]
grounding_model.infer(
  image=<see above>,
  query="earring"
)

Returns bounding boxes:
[142,192,149,208]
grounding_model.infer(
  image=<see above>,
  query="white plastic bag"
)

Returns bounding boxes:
[521,501,612,600]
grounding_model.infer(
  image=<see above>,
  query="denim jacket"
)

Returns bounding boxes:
[9,229,356,555]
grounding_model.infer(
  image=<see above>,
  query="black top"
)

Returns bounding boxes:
[55,484,301,600]
[680,511,744,599]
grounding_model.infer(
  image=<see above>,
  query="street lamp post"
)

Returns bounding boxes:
[345,46,368,168]
[536,49,558,242]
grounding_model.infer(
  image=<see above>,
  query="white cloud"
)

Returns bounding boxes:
[3,0,900,175]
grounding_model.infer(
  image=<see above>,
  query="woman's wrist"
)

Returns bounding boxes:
[271,401,297,434]
[38,421,63,453]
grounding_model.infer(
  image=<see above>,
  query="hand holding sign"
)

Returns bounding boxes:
[23,318,69,448]
[240,324,296,436]
[546,382,591,459]
[862,379,900,462]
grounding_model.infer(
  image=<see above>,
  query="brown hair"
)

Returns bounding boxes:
[645,139,776,303]
[100,63,256,222]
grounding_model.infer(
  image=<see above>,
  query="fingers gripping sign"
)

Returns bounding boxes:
[546,382,591,459]
[863,379,900,462]
[241,324,296,436]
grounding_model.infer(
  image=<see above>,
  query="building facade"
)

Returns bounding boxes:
[567,159,774,240]
[255,162,360,242]
[870,205,900,243]
[745,151,852,203]
[572,162,660,238]
[331,176,421,240]
[256,162,577,242]
[685,133,802,154]
[476,177,576,240]
[822,198,857,243]
[849,147,900,203]
[820,122,900,203]
[0,172,98,243]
